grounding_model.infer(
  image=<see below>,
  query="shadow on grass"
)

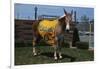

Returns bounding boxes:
[40,52,76,62]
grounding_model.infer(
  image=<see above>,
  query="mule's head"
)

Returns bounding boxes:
[59,9,73,32]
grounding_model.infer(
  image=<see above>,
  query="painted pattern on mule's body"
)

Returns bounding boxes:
[38,19,59,45]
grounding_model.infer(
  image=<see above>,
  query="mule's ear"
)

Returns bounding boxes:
[63,9,67,15]
[71,10,73,15]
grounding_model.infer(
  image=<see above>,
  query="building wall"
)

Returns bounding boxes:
[76,22,94,32]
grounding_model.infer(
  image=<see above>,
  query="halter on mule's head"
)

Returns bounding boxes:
[58,9,73,32]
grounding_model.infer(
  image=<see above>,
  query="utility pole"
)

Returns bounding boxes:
[34,6,37,20]
[74,11,76,23]
[89,20,92,50]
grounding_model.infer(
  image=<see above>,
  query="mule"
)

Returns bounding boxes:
[32,9,73,60]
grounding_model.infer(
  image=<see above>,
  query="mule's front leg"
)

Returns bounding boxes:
[58,45,62,59]
[58,36,63,59]
[58,51,62,59]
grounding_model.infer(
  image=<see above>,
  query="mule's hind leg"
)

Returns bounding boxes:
[33,39,37,56]
[53,37,58,60]
[54,46,58,60]
[33,42,37,56]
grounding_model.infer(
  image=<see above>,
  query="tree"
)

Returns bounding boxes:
[80,15,89,23]
[80,15,89,31]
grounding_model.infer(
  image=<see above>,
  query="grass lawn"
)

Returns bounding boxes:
[15,44,94,65]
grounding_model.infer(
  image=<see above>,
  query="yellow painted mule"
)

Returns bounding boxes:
[32,9,73,60]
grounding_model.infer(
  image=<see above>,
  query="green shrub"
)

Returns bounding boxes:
[76,42,89,49]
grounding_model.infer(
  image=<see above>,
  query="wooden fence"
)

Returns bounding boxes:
[15,19,36,44]
[15,19,79,47]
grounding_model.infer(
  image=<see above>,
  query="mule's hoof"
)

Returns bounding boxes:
[33,53,37,56]
[54,57,58,60]
[59,56,62,59]
[37,52,41,55]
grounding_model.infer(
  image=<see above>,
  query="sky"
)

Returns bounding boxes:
[14,3,94,21]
